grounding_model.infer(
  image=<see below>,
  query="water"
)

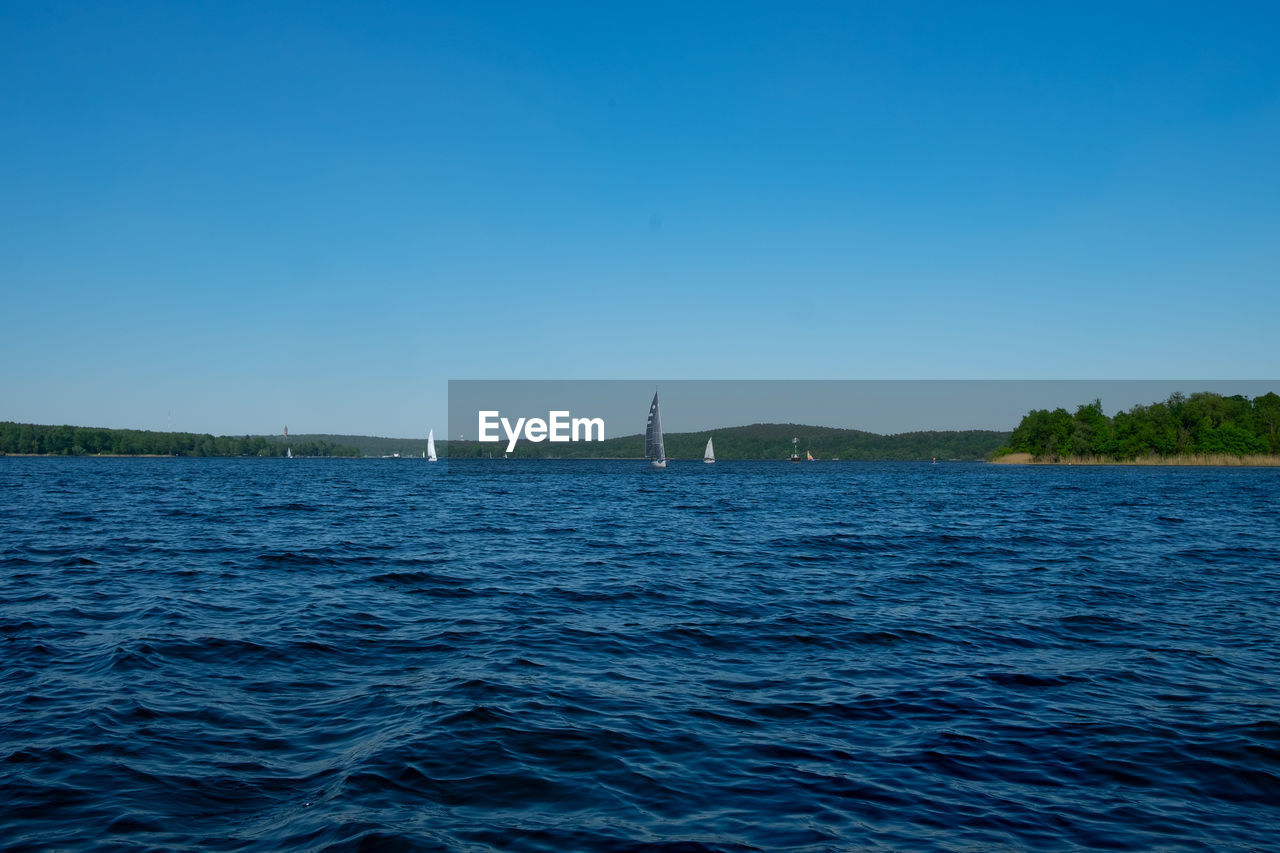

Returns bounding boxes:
[2,457,1278,851]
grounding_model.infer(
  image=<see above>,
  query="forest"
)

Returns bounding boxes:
[0,422,360,457]
[22,394,1272,462]
[997,392,1280,461]
[449,423,1010,460]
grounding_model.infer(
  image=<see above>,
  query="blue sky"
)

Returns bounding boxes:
[2,2,1278,436]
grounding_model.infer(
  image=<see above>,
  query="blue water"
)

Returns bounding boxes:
[2,457,1279,851]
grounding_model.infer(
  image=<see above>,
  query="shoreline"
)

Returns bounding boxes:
[991,452,1280,467]
[7,452,1279,466]
[0,453,179,458]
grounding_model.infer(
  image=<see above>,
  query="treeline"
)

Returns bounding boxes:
[0,422,360,457]
[998,392,1280,461]
[449,423,1010,461]
[278,434,435,458]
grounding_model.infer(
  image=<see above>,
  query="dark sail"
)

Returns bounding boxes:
[645,392,665,461]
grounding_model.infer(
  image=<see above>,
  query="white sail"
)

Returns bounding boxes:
[645,392,666,468]
[426,429,437,462]
[704,437,715,463]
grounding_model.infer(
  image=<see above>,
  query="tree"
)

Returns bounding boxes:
[1253,393,1280,453]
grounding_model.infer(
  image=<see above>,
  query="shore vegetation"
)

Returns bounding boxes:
[0,422,360,457]
[449,423,1009,461]
[993,392,1280,464]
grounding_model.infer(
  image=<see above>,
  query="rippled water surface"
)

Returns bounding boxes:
[2,457,1279,851]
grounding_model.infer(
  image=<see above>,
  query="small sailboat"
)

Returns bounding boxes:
[426,429,437,462]
[286,447,292,459]
[704,437,715,464]
[806,450,815,462]
[646,392,666,468]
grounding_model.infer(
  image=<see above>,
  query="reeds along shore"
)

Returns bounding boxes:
[992,452,1280,466]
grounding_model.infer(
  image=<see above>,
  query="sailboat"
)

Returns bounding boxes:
[806,450,815,462]
[646,392,666,468]
[704,437,715,464]
[426,429,437,462]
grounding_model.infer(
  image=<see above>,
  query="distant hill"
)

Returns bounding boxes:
[1,422,359,457]
[263,434,436,458]
[444,423,1009,461]
[1,422,1008,460]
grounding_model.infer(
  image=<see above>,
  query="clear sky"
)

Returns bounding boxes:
[3,2,1278,436]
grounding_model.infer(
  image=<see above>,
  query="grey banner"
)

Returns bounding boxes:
[443,379,1277,464]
